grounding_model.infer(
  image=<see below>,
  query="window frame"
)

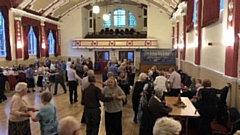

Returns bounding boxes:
[0,11,6,57]
[48,30,55,55]
[113,8,126,28]
[27,26,37,55]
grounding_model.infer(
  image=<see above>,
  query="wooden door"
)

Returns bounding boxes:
[94,51,109,74]
[119,51,134,62]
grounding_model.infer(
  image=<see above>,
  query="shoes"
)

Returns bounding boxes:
[70,101,73,104]
[64,91,67,94]
[133,118,137,123]
[53,93,57,95]
[74,100,78,103]
[32,90,36,92]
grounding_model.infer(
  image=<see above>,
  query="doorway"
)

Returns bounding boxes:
[94,51,109,74]
[119,51,134,63]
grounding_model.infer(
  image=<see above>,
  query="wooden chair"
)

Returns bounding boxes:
[18,72,26,82]
[7,75,17,91]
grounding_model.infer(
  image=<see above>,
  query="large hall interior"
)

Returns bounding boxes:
[0,0,240,135]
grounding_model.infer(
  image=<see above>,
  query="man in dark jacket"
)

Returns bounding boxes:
[148,88,172,121]
[82,75,117,135]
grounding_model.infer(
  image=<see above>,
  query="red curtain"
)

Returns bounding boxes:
[22,17,40,59]
[0,5,11,60]
[202,0,220,27]
[22,25,30,60]
[186,0,194,32]
[57,29,61,56]
[52,30,58,57]
[45,29,50,57]
[32,26,40,58]
[44,22,58,57]
[0,0,11,8]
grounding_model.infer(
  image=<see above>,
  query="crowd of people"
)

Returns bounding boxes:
[1,55,240,135]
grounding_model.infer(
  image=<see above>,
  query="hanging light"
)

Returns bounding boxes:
[93,5,100,14]
[103,14,109,21]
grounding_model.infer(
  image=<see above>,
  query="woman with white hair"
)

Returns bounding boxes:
[8,82,38,135]
[103,77,126,135]
[29,91,58,135]
[132,72,148,123]
[153,117,182,135]
[58,116,80,135]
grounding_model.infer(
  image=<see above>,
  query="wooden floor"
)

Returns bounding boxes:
[0,75,199,135]
[0,75,139,135]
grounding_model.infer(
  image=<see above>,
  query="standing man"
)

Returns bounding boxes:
[68,64,81,104]
[87,57,93,70]
[26,64,36,92]
[61,60,67,82]
[109,61,118,77]
[53,64,67,95]
[168,67,181,96]
[82,75,116,135]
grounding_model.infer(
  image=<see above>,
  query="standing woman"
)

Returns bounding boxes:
[37,62,45,92]
[103,77,126,135]
[118,68,130,105]
[8,82,38,135]
[132,73,148,122]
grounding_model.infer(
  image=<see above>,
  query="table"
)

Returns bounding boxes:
[165,96,200,135]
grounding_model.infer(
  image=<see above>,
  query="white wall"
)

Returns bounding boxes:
[82,8,89,38]
[185,0,228,74]
[147,7,172,48]
[61,7,84,57]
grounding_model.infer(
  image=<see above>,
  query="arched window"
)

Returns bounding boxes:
[114,8,126,27]
[28,26,37,55]
[0,11,6,56]
[103,12,111,28]
[48,30,55,54]
[220,0,224,10]
[128,11,136,27]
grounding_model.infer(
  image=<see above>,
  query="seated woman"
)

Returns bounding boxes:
[197,79,218,135]
[29,91,58,135]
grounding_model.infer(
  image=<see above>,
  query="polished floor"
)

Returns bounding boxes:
[0,76,139,135]
[0,75,199,135]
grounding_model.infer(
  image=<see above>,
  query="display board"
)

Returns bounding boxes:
[140,49,176,64]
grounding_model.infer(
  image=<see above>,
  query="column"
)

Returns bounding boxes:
[14,15,22,59]
[41,21,46,57]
